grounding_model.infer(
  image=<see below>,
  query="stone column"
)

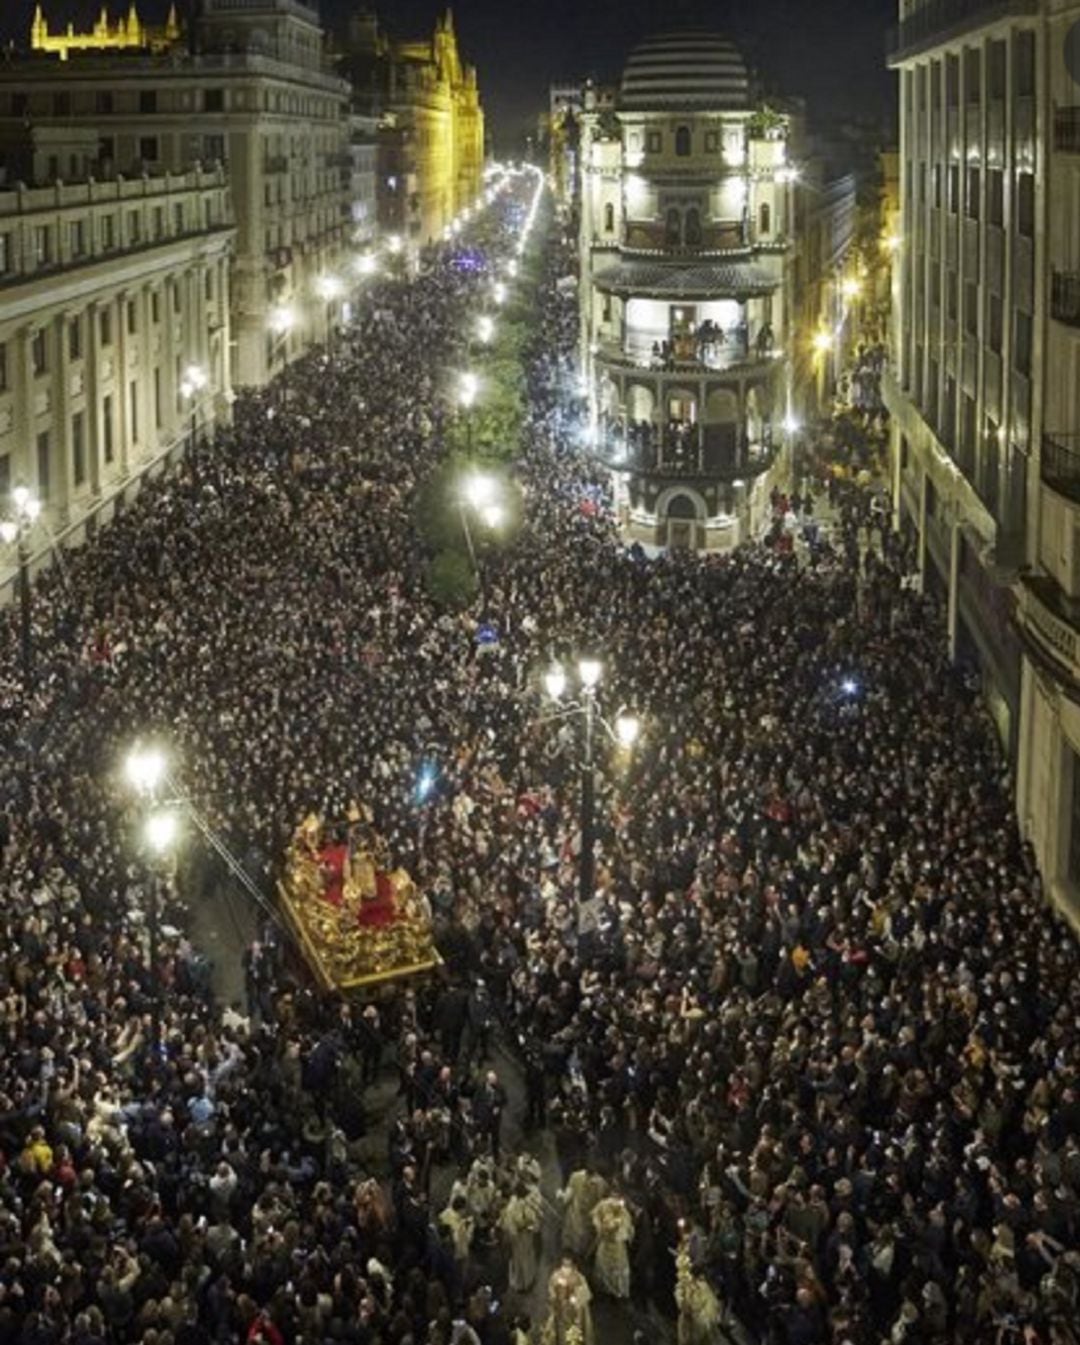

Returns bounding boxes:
[50,311,73,525]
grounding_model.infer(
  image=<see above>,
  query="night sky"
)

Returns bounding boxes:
[2,0,898,147]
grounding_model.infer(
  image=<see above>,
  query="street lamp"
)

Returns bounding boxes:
[316,274,342,355]
[458,371,479,452]
[355,251,378,277]
[0,485,42,688]
[269,305,295,405]
[543,658,641,904]
[125,743,168,796]
[457,470,499,578]
[493,281,507,307]
[179,363,208,463]
[476,314,495,346]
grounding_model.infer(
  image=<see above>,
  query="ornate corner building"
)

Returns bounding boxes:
[886,0,1080,920]
[341,9,484,249]
[579,30,799,551]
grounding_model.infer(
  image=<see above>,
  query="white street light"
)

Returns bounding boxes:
[0,521,16,545]
[477,315,495,345]
[316,273,343,301]
[180,363,208,400]
[463,471,496,509]
[578,658,602,689]
[458,371,479,410]
[145,810,178,855]
[615,713,641,748]
[544,664,567,700]
[387,234,403,254]
[269,305,295,337]
[493,282,507,306]
[480,502,505,530]
[126,744,168,796]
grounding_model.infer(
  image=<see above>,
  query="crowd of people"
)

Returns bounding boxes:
[0,172,1077,1345]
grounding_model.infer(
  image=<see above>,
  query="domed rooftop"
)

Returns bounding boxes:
[619,30,751,111]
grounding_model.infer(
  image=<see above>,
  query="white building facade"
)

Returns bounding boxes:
[580,30,798,550]
[0,167,234,587]
[887,0,1080,919]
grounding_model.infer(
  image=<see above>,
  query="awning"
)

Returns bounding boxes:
[595,257,779,299]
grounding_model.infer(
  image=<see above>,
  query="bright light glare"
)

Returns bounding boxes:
[387,234,403,254]
[841,678,859,696]
[463,472,496,509]
[782,414,801,435]
[812,330,834,355]
[269,305,295,336]
[480,503,504,530]
[145,810,178,854]
[477,315,494,344]
[578,658,602,689]
[615,713,641,748]
[544,664,567,700]
[12,486,30,512]
[0,522,16,544]
[316,274,342,301]
[841,277,862,300]
[183,364,208,392]
[459,372,479,409]
[416,766,437,802]
[493,282,507,306]
[356,252,377,275]
[126,746,167,795]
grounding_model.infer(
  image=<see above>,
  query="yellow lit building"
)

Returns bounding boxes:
[342,9,485,247]
[30,2,181,61]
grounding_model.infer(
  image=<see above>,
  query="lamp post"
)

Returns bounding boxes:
[125,743,172,1054]
[0,485,42,689]
[458,370,479,452]
[543,659,640,904]
[179,363,208,468]
[268,305,295,407]
[456,470,500,580]
[316,273,343,356]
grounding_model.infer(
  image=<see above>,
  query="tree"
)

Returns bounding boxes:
[426,548,477,609]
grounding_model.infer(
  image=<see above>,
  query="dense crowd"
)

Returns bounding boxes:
[0,175,1078,1345]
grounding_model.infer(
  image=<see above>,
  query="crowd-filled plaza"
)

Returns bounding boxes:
[0,173,1077,1345]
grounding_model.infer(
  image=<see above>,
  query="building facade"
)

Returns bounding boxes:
[1,0,352,389]
[0,166,234,574]
[886,0,1080,918]
[580,30,799,550]
[342,9,485,249]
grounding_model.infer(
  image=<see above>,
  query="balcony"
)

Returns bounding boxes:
[595,335,780,377]
[1051,271,1080,327]
[1018,574,1080,685]
[594,420,776,482]
[1054,107,1080,154]
[1042,433,1080,505]
[263,156,288,175]
[887,0,1037,64]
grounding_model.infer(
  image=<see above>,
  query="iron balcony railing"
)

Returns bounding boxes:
[1055,107,1080,154]
[1042,433,1080,506]
[887,0,1037,62]
[1051,271,1080,327]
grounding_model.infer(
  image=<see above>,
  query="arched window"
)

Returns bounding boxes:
[759,202,771,236]
[665,207,682,245]
[675,125,691,157]
[684,207,702,246]
[603,202,615,233]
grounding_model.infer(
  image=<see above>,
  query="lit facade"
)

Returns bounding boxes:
[887,0,1080,919]
[342,9,485,248]
[0,166,234,574]
[580,31,798,550]
[30,2,181,61]
[2,0,352,388]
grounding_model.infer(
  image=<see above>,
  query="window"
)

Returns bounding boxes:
[53,91,71,117]
[0,233,8,273]
[172,280,182,314]
[684,207,702,246]
[154,367,162,429]
[69,219,85,257]
[139,89,157,113]
[96,90,114,114]
[988,41,1006,99]
[987,293,1003,353]
[204,88,224,112]
[151,290,160,323]
[965,48,981,103]
[1016,171,1034,237]
[103,394,114,464]
[34,225,51,266]
[72,411,86,487]
[933,164,942,209]
[204,133,225,164]
[947,269,958,321]
[138,136,158,163]
[130,379,138,443]
[153,207,164,240]
[964,281,978,335]
[603,202,614,234]
[1014,309,1032,375]
[127,299,137,336]
[665,207,681,245]
[675,126,691,157]
[704,131,718,152]
[759,202,771,235]
[128,210,141,245]
[946,54,960,106]
[101,214,115,251]
[31,328,46,376]
[987,168,1004,226]
[98,136,114,167]
[12,93,27,116]
[173,202,184,234]
[646,130,661,153]
[36,432,50,502]
[966,166,980,219]
[1015,30,1035,98]
[0,343,6,392]
[68,315,82,361]
[99,307,112,346]
[0,453,8,500]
